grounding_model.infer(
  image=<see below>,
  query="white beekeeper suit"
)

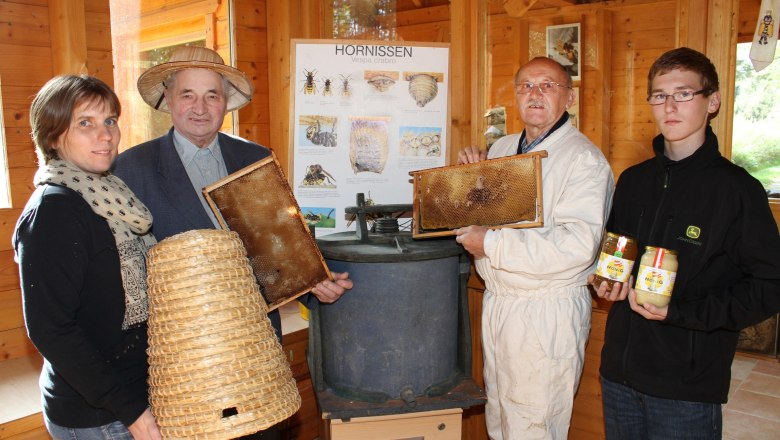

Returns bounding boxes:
[478,121,614,439]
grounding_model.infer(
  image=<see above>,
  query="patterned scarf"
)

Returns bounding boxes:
[34,159,157,330]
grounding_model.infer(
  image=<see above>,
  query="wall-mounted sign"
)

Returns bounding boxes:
[290,39,450,236]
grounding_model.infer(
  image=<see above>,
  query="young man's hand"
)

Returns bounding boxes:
[588,274,630,302]
[588,274,667,320]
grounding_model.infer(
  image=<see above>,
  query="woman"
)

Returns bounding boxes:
[13,75,161,440]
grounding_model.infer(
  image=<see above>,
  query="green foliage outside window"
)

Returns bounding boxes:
[732,43,780,197]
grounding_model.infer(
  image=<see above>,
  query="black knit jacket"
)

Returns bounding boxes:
[599,126,780,403]
[13,184,149,428]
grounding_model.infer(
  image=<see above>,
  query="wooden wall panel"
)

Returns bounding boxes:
[569,308,608,440]
[0,288,24,331]
[86,49,115,85]
[0,0,51,363]
[0,45,52,87]
[737,0,759,43]
[396,21,450,42]
[234,1,267,29]
[396,4,450,26]
[0,0,113,364]
[234,0,272,150]
[608,3,676,177]
[0,2,49,47]
[463,283,487,440]
[0,327,36,360]
[85,7,113,52]
[485,15,524,136]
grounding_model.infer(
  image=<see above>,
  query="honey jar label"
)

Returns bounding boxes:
[635,265,676,297]
[595,253,634,282]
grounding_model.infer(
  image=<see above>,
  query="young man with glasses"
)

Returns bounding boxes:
[457,57,614,439]
[590,47,780,439]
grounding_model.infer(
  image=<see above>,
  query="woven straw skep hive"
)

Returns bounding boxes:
[146,229,301,439]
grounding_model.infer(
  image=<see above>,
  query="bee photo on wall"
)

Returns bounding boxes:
[546,23,580,81]
[299,115,338,148]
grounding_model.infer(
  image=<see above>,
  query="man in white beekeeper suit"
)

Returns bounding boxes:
[456,56,614,439]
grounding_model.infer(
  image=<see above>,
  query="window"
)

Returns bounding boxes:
[138,40,207,139]
[0,78,11,208]
[333,0,396,39]
[732,43,780,198]
[109,0,234,152]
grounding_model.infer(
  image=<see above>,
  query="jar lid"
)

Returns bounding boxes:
[644,245,677,255]
[606,232,636,241]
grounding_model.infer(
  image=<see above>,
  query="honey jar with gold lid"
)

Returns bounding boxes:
[634,246,678,308]
[593,232,638,291]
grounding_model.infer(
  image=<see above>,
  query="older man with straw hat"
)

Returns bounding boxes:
[113,46,352,438]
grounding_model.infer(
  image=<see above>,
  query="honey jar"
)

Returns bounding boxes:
[634,246,678,307]
[593,232,638,290]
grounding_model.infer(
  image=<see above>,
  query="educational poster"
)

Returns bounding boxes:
[291,39,450,236]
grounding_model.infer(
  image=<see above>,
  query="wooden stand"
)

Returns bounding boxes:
[328,408,463,440]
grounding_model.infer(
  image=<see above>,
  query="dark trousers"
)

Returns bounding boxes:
[601,377,722,440]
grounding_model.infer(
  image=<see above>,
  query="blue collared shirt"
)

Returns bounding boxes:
[172,130,228,227]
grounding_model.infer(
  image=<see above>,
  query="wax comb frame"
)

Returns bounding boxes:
[409,151,547,238]
[203,153,332,311]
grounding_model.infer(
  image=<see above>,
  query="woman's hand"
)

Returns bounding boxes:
[128,409,161,440]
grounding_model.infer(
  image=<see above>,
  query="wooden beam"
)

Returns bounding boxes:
[266,1,292,175]
[48,0,88,75]
[299,0,327,39]
[502,0,540,17]
[470,0,488,151]
[450,0,473,163]
[676,0,708,51]
[706,0,737,157]
[593,9,612,159]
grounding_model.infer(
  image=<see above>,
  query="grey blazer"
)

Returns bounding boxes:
[113,128,271,241]
[112,128,282,336]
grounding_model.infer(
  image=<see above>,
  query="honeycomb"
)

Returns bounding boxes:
[204,156,330,309]
[412,151,546,236]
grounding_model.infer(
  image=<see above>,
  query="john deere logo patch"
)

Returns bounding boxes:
[686,226,701,239]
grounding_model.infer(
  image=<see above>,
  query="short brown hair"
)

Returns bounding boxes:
[647,47,719,97]
[30,75,121,164]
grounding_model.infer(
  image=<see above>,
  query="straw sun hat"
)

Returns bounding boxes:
[137,46,253,113]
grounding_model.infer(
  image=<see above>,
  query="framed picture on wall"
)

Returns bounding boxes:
[546,23,581,81]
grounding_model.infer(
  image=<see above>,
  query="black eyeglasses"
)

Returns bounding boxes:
[515,81,572,95]
[647,89,710,105]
